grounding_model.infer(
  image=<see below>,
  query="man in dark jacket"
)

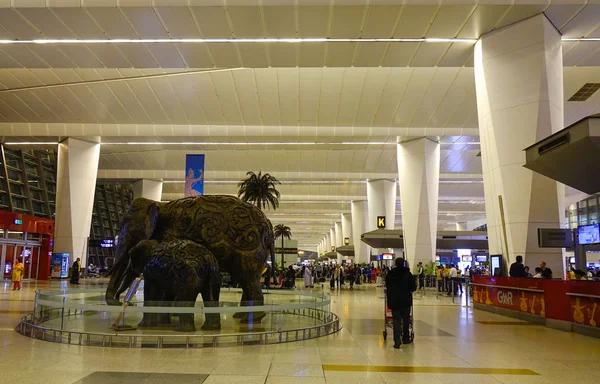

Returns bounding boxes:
[385,257,417,348]
[509,255,526,278]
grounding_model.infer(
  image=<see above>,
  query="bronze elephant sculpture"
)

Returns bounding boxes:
[106,195,275,323]
[136,239,221,332]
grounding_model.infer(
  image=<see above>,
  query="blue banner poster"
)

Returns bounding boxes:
[185,154,205,197]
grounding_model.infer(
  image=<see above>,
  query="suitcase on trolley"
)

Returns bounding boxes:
[382,289,414,343]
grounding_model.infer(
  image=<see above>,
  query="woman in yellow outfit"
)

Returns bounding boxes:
[12,257,24,291]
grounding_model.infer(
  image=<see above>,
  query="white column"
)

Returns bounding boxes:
[317,244,321,256]
[330,228,336,250]
[397,138,441,270]
[367,179,397,231]
[351,201,369,264]
[132,179,163,201]
[326,232,331,253]
[334,222,343,247]
[54,138,101,268]
[475,14,565,277]
[341,213,352,245]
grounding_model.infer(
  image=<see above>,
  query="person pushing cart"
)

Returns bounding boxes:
[384,257,417,348]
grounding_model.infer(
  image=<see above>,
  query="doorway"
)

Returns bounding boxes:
[0,231,42,281]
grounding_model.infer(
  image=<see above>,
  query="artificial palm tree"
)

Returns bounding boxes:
[274,224,292,268]
[237,171,281,210]
[238,171,281,283]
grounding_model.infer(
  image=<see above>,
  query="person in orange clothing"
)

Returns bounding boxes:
[12,257,24,291]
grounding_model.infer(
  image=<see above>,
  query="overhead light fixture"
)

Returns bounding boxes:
[561,38,600,42]
[4,142,59,145]
[0,37,478,45]
[101,141,394,146]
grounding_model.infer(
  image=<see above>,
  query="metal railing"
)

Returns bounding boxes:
[17,287,342,348]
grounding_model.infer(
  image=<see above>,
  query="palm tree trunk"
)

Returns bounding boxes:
[281,237,285,269]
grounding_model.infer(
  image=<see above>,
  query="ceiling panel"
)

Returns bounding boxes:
[560,4,600,38]
[298,6,330,38]
[227,6,264,38]
[457,5,510,39]
[362,6,401,38]
[426,5,474,38]
[393,68,435,127]
[330,6,365,39]
[86,7,139,39]
[154,7,200,39]
[262,6,295,38]
[394,6,439,38]
[190,6,231,38]
[410,43,450,67]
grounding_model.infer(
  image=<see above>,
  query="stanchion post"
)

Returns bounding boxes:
[452,280,455,304]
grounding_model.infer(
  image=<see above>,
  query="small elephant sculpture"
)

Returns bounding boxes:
[137,239,221,332]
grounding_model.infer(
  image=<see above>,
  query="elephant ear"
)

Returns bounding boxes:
[145,203,159,239]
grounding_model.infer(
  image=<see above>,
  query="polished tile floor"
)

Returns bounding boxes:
[1,279,600,383]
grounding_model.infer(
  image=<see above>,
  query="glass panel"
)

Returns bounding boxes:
[3,244,15,280]
[7,169,22,182]
[32,201,45,214]
[7,231,24,240]
[42,169,55,182]
[20,246,31,279]
[25,163,39,176]
[11,197,26,210]
[5,157,19,169]
[30,189,43,201]
[9,182,24,196]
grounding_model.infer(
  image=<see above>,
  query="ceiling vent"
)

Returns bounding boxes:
[568,83,600,102]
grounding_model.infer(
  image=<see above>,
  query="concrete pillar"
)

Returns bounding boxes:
[330,228,336,250]
[367,179,397,231]
[326,232,331,253]
[474,14,565,277]
[54,138,101,269]
[132,179,163,201]
[397,138,441,270]
[341,213,352,245]
[334,222,343,247]
[351,201,369,264]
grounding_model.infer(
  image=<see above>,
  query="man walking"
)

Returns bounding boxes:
[385,257,417,348]
[540,261,553,279]
[417,262,425,289]
[509,255,527,278]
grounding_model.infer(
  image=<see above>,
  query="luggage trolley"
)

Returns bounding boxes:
[382,288,415,342]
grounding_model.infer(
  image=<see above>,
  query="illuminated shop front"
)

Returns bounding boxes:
[0,211,53,281]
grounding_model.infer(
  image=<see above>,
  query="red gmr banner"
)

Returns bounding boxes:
[473,285,545,317]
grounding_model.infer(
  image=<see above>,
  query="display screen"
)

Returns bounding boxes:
[476,255,487,262]
[382,253,393,260]
[491,255,501,276]
[578,224,600,245]
[435,255,440,262]
[569,257,576,264]
[462,256,473,262]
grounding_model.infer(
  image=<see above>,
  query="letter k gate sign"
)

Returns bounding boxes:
[377,216,386,229]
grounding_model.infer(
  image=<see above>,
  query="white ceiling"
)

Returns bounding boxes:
[1,1,598,248]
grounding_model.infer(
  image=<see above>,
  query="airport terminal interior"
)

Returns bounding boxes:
[1,1,600,383]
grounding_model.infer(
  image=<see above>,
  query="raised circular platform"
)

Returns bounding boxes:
[17,287,341,348]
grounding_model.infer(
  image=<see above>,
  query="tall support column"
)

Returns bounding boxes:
[334,222,343,263]
[341,213,352,244]
[397,138,441,270]
[330,228,336,250]
[54,138,101,269]
[132,179,163,201]
[475,14,565,277]
[334,223,343,248]
[367,180,397,231]
[351,201,369,264]
[326,232,331,253]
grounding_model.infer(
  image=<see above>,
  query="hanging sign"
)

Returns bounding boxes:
[184,154,205,197]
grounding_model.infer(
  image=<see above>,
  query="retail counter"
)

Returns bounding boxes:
[472,276,600,338]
